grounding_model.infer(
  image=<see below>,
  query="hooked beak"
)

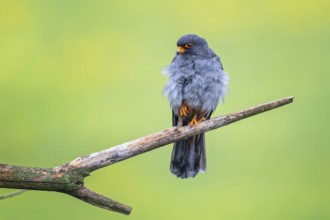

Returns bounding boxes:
[177,46,186,54]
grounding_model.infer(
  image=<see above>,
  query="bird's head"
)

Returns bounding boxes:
[176,34,209,56]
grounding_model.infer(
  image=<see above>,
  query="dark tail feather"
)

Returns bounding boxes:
[170,133,206,178]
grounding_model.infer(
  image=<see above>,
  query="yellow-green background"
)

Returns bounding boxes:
[0,0,329,219]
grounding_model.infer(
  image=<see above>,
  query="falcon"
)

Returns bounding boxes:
[163,34,229,178]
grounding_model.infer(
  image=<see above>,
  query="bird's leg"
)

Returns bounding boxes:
[188,114,206,126]
[179,104,188,116]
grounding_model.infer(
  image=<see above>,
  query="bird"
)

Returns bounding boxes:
[163,34,229,178]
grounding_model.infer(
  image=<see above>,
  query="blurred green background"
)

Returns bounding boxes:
[0,0,329,219]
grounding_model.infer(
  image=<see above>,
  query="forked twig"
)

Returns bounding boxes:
[0,96,294,215]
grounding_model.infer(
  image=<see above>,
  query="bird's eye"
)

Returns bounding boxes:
[184,43,193,49]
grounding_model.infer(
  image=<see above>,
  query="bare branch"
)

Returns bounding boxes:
[0,190,28,200]
[0,96,294,215]
[67,186,132,215]
[0,164,132,214]
[60,96,294,173]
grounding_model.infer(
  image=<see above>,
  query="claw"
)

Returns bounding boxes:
[179,104,188,116]
[188,115,206,126]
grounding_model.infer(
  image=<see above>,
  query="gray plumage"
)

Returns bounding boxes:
[163,34,229,178]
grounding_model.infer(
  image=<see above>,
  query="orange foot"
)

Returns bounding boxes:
[179,104,188,116]
[188,114,206,126]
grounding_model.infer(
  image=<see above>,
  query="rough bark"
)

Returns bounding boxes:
[0,96,294,215]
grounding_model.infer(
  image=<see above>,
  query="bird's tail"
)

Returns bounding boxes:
[170,133,206,178]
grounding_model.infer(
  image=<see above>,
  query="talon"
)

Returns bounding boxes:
[188,115,198,126]
[179,104,188,116]
[188,115,206,126]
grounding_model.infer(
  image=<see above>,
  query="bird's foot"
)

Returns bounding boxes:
[188,115,206,126]
[179,104,188,116]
